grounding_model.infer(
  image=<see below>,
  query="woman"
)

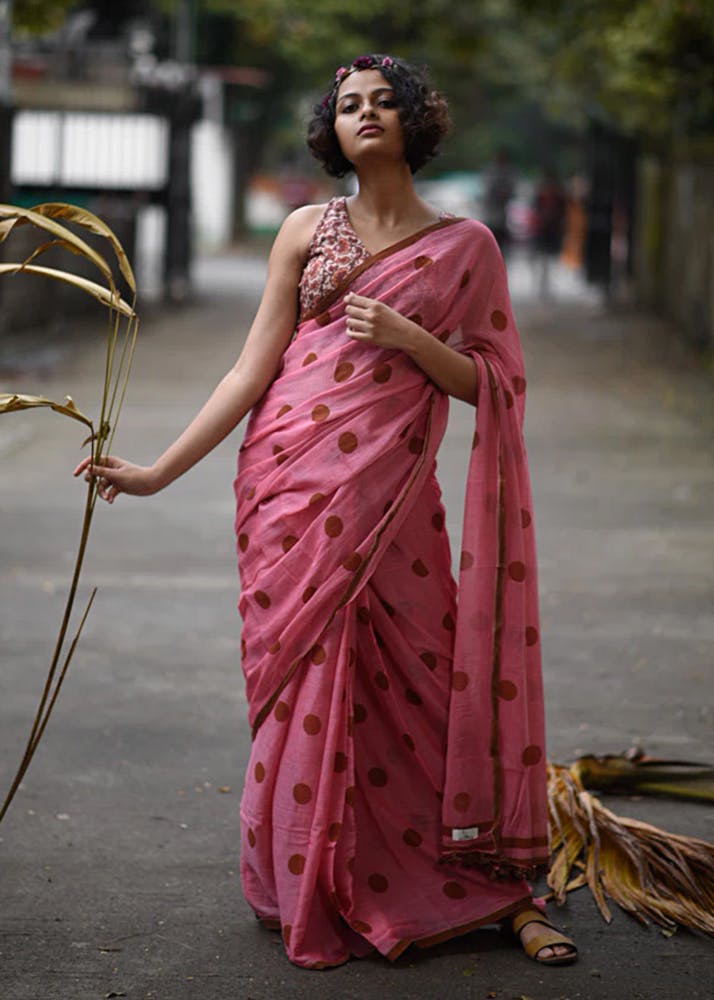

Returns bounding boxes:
[75,54,577,970]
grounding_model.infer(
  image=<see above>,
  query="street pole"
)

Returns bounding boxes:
[164,0,197,301]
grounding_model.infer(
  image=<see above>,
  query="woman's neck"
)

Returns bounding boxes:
[349,163,435,228]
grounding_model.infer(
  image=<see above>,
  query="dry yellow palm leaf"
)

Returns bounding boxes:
[546,758,714,937]
[0,202,139,823]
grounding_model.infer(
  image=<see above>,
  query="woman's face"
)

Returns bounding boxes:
[333,69,405,169]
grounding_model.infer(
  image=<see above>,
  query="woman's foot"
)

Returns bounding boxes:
[510,907,578,965]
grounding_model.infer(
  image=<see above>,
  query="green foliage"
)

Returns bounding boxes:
[13,0,76,33]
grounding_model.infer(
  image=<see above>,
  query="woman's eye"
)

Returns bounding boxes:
[340,103,358,114]
[379,99,396,108]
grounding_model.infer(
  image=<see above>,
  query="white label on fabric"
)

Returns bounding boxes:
[452,826,479,841]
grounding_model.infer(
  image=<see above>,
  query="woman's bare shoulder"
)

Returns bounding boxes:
[275,202,331,259]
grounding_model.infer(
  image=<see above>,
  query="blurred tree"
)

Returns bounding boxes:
[513,0,714,142]
[13,1,75,33]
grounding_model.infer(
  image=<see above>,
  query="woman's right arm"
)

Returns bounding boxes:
[74,204,324,502]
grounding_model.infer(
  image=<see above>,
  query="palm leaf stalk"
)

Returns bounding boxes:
[0,203,139,823]
[545,750,714,937]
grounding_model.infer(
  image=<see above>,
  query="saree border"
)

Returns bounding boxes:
[299,216,467,325]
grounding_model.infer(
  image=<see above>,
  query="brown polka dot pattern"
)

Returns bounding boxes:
[368,767,387,787]
[472,431,480,450]
[453,791,471,812]
[525,626,539,646]
[338,431,358,454]
[254,762,265,783]
[268,640,281,655]
[238,533,249,552]
[293,782,312,804]
[274,701,290,722]
[303,714,321,735]
[408,313,423,326]
[244,486,256,500]
[452,671,469,691]
[442,612,455,631]
[408,435,424,455]
[324,515,344,538]
[402,733,415,752]
[255,590,271,609]
[240,638,246,658]
[498,679,518,701]
[513,375,526,395]
[276,404,292,418]
[353,703,368,724]
[504,389,514,409]
[334,361,354,382]
[460,270,471,288]
[351,919,372,934]
[374,671,389,690]
[345,786,356,806]
[405,688,423,706]
[334,751,348,773]
[372,362,392,383]
[310,644,326,665]
[443,881,467,899]
[328,822,342,842]
[420,651,437,671]
[491,309,507,331]
[288,853,306,875]
[368,873,389,892]
[342,552,362,572]
[431,511,445,532]
[460,550,474,570]
[282,924,291,946]
[309,492,325,505]
[508,561,526,582]
[281,535,297,553]
[437,329,450,343]
[316,310,332,327]
[402,828,422,847]
[411,558,429,577]
[522,744,542,766]
[521,508,532,528]
[311,404,330,422]
[302,352,317,366]
[247,827,256,847]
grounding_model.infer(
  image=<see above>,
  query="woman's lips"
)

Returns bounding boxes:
[358,125,383,136]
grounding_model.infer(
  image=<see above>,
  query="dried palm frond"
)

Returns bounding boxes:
[546,756,714,937]
[0,202,140,823]
[572,747,714,803]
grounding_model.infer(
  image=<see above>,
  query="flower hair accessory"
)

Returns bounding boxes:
[334,55,397,88]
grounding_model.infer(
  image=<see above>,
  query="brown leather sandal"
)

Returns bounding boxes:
[510,907,578,966]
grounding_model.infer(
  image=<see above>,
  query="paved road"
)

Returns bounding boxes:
[1,249,712,1000]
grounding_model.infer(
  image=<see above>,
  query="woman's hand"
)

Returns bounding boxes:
[73,455,160,504]
[344,292,420,350]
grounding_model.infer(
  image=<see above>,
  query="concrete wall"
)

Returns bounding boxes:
[634,155,714,354]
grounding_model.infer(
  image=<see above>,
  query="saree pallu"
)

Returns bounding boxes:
[234,218,548,968]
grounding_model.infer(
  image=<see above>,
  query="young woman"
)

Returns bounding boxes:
[75,54,577,970]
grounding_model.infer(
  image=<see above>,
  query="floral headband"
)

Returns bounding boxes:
[321,55,397,108]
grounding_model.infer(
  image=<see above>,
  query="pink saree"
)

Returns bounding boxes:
[234,213,548,968]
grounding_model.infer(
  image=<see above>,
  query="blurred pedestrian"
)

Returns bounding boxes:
[482,147,516,255]
[531,167,566,299]
[75,54,576,971]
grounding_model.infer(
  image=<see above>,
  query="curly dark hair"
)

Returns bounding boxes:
[307,55,451,178]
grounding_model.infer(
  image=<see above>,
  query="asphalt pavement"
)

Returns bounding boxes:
[1,247,713,1000]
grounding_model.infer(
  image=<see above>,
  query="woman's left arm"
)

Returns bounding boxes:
[344,292,478,405]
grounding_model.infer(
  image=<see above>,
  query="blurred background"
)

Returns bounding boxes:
[1,0,712,351]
